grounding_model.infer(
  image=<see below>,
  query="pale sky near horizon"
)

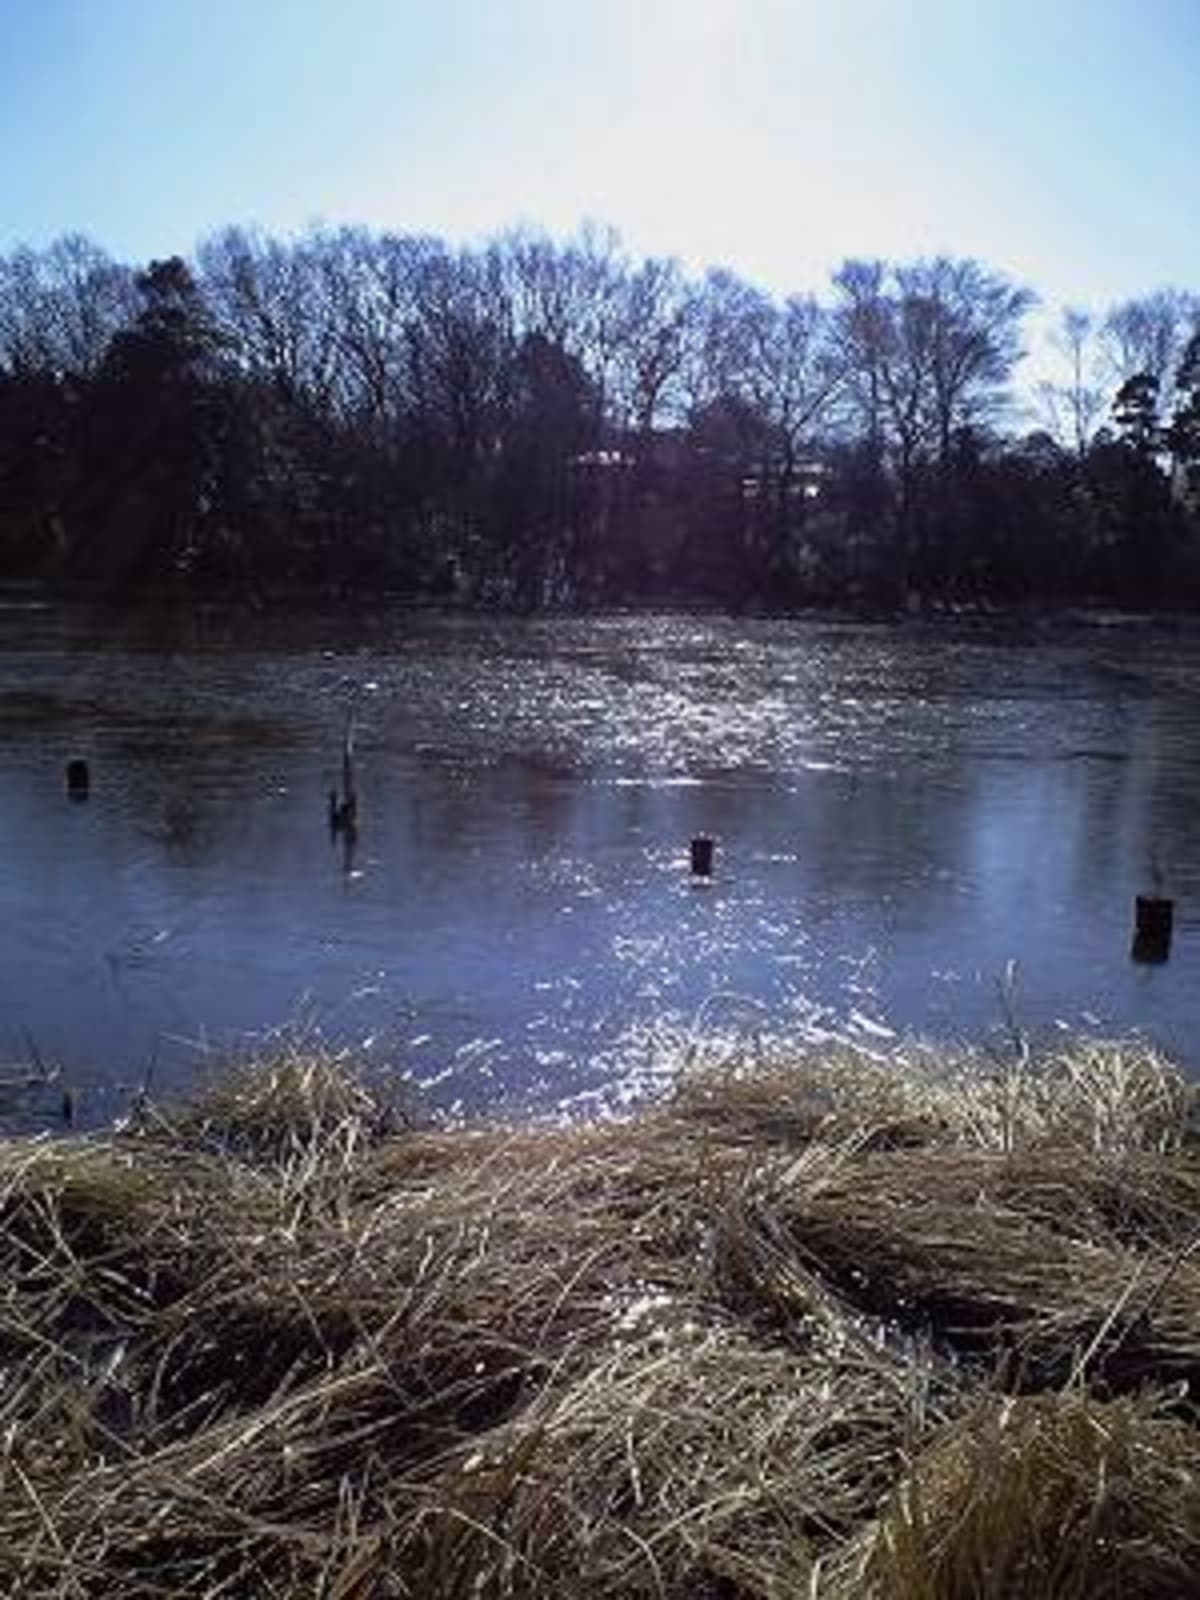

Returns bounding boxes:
[1,0,1197,323]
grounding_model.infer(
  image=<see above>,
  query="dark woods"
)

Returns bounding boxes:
[1,225,1198,610]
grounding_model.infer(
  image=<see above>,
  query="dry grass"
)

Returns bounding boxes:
[842,1393,1200,1599]
[2,1039,1200,1596]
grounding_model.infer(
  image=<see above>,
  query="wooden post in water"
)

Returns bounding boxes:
[65,758,90,798]
[1131,895,1173,964]
[329,712,359,834]
[690,835,715,878]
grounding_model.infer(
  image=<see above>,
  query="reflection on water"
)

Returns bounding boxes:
[1,603,1198,1125]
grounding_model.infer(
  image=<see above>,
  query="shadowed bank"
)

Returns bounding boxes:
[3,1038,1200,1596]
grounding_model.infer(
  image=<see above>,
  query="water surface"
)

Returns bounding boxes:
[1,603,1197,1124]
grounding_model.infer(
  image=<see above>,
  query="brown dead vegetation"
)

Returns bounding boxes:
[2,1039,1199,1596]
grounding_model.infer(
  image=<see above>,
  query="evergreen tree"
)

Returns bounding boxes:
[1168,333,1200,507]
[68,258,233,582]
[1111,372,1161,455]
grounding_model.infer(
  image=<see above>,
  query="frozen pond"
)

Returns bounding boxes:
[1,602,1198,1124]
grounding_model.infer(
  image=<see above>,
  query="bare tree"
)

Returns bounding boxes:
[1101,289,1200,414]
[490,227,578,349]
[310,227,444,431]
[917,257,1034,458]
[832,255,1033,590]
[484,221,637,438]
[833,257,932,526]
[680,267,763,415]
[1039,306,1105,458]
[0,235,133,378]
[197,225,342,412]
[744,293,843,483]
[609,255,695,437]
[834,255,1032,466]
[561,222,632,427]
[402,244,513,480]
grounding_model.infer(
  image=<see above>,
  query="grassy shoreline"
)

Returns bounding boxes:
[4,1040,1200,1596]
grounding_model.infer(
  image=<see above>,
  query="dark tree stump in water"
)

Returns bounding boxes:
[1132,895,1173,964]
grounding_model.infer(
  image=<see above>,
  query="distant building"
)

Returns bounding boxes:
[740,460,829,502]
[569,448,633,472]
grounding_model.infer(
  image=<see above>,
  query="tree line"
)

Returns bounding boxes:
[0,223,1197,609]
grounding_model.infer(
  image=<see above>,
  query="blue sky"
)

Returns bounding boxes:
[2,0,1196,314]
